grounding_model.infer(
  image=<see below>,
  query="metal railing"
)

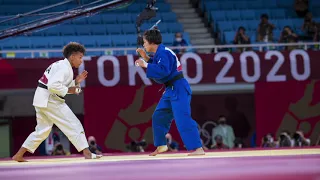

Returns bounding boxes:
[0,42,320,58]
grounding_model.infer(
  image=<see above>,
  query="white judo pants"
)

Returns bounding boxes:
[22,96,89,153]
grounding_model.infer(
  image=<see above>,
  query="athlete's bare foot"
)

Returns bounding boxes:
[12,147,28,162]
[149,145,168,156]
[12,155,27,162]
[187,147,205,156]
[83,148,102,159]
[149,150,160,156]
[84,154,103,159]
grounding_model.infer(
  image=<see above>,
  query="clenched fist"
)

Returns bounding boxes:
[68,86,82,95]
[135,59,148,68]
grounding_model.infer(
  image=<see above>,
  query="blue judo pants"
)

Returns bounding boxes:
[152,79,202,150]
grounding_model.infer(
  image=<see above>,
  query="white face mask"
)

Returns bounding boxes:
[267,135,273,143]
[269,137,274,143]
[176,37,182,42]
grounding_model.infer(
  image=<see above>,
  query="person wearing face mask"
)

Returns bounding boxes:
[211,115,235,149]
[172,32,188,55]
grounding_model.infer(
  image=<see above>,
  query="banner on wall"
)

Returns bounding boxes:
[0,50,319,89]
[255,80,320,146]
[83,85,255,152]
[84,85,163,152]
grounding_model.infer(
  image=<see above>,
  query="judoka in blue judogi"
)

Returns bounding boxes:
[135,30,205,156]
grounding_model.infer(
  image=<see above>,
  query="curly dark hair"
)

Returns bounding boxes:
[63,42,86,58]
[143,29,162,45]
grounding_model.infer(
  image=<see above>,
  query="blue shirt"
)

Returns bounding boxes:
[146,44,182,84]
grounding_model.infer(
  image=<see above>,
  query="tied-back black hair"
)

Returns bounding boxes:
[143,29,162,45]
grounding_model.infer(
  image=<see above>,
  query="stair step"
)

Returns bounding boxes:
[191,38,215,45]
[167,0,189,3]
[183,23,205,29]
[185,28,208,33]
[196,49,214,54]
[179,17,202,24]
[190,33,212,39]
[169,0,216,47]
[191,41,214,46]
[172,8,195,13]
[171,4,192,9]
[177,13,198,19]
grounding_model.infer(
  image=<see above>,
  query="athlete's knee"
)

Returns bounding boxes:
[29,130,51,143]
[34,124,53,136]
[43,127,53,138]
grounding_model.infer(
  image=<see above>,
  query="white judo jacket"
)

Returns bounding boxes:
[33,58,76,108]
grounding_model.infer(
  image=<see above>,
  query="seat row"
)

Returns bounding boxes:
[215,18,320,33]
[209,8,320,22]
[209,9,288,22]
[0,33,191,50]
[201,0,320,10]
[0,2,172,15]
[222,30,292,44]
[0,0,166,5]
[0,22,184,36]
[202,0,279,11]
[0,12,178,26]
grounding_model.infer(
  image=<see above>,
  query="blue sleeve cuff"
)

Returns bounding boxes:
[146,63,159,78]
[146,64,153,78]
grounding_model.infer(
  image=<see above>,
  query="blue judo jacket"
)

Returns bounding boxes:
[146,44,183,84]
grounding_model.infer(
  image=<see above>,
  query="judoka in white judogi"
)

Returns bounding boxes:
[12,43,102,161]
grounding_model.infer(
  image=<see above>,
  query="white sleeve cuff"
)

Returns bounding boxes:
[61,86,69,97]
[69,80,76,87]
